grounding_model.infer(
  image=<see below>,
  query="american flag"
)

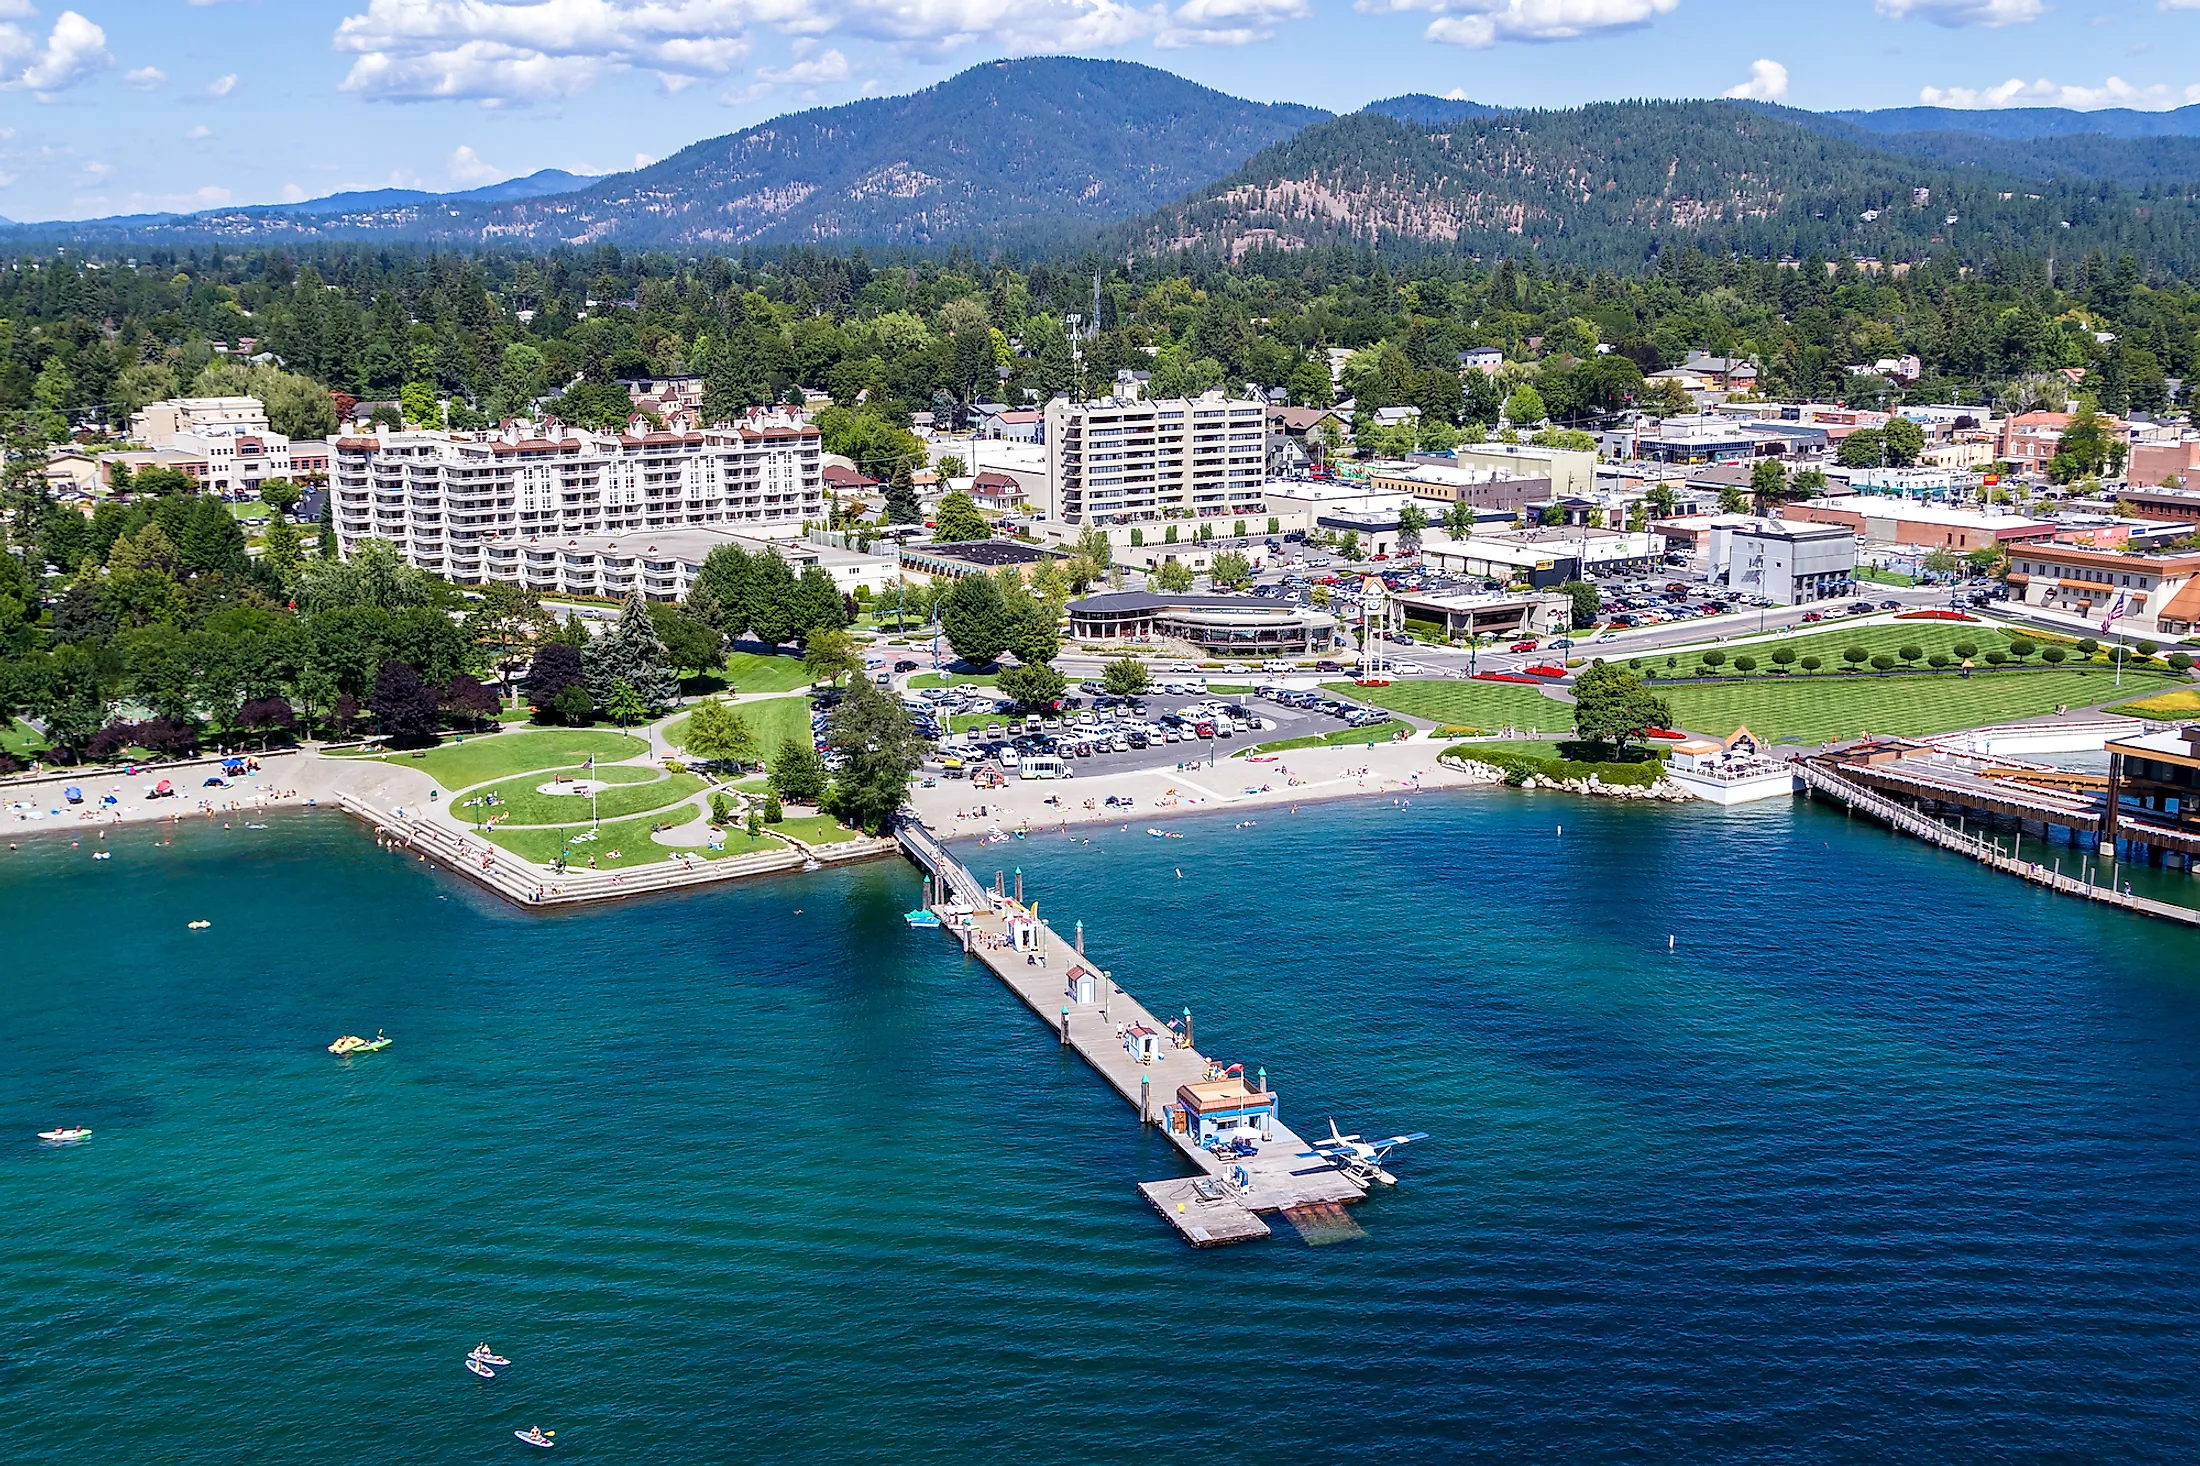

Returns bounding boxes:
[2100,593,2128,631]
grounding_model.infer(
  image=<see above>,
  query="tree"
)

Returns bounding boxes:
[821,679,927,835]
[584,591,678,715]
[1441,498,1476,539]
[1562,580,1601,629]
[441,673,500,730]
[1503,384,1546,425]
[1870,653,1897,671]
[1897,644,1924,664]
[1395,502,1429,555]
[260,516,304,587]
[1102,655,1151,697]
[1771,646,1797,669]
[1749,458,1789,514]
[768,736,830,805]
[550,684,593,725]
[932,490,989,543]
[884,460,921,524]
[802,625,861,687]
[2050,399,2112,484]
[1571,662,1670,754]
[935,453,968,481]
[998,661,1067,711]
[682,696,757,766]
[940,572,1017,665]
[1717,484,1749,514]
[1208,550,1253,590]
[466,583,555,691]
[645,602,725,681]
[1843,645,1870,668]
[1838,429,1887,469]
[1881,416,1926,467]
[520,642,586,716]
[370,660,441,746]
[258,479,302,517]
[1152,560,1195,593]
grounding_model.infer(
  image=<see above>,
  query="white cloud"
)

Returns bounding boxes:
[185,123,213,140]
[1875,0,2042,26]
[125,184,235,212]
[124,65,167,90]
[280,182,308,202]
[0,0,35,18]
[205,72,239,97]
[1722,57,1788,102]
[1354,0,1679,50]
[3,10,113,95]
[1919,75,2200,109]
[447,143,501,184]
[1159,0,1307,46]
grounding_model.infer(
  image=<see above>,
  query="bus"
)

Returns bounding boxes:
[1019,755,1065,780]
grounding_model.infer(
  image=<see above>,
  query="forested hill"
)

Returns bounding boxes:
[1833,105,2200,140]
[23,59,1326,252]
[1131,102,2200,275]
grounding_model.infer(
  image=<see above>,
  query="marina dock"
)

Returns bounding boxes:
[896,819,1372,1246]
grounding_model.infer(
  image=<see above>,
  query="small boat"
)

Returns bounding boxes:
[327,1030,391,1056]
[466,1357,496,1379]
[469,1345,510,1367]
[515,1427,556,1448]
[92,851,111,860]
[38,1126,91,1143]
[1147,828,1166,838]
[903,909,941,928]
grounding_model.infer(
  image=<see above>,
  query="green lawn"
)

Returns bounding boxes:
[722,650,817,695]
[462,767,705,827]
[485,806,784,870]
[665,695,814,762]
[1242,720,1416,755]
[1661,668,2182,745]
[769,813,864,846]
[1635,620,2071,678]
[3,718,49,760]
[1323,679,1572,733]
[365,729,650,790]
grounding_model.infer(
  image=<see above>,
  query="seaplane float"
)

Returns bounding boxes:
[1297,1118,1428,1187]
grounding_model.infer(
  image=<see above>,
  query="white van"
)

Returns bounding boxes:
[1019,755,1065,780]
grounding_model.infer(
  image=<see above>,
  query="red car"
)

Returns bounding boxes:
[1509,639,1539,653]
[1800,611,1825,623]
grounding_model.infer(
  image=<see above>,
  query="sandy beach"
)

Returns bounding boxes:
[0,748,440,843]
[907,736,1499,839]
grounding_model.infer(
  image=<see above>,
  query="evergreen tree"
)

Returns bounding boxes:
[884,460,921,524]
[583,591,678,714]
[939,571,1016,665]
[767,736,830,804]
[317,491,337,561]
[745,551,800,646]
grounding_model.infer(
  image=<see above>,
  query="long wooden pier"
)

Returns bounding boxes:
[896,818,1372,1247]
[1796,760,2200,929]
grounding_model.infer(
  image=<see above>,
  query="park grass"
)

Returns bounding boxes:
[363,729,649,790]
[1660,667,2182,746]
[665,695,813,761]
[485,806,782,870]
[1443,740,1666,788]
[1635,620,2071,678]
[1322,679,1572,733]
[2108,687,2200,718]
[3,717,49,760]
[770,813,863,846]
[464,768,705,827]
[1241,720,1416,756]
[721,650,816,694]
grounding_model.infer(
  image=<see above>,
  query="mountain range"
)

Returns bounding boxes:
[13,59,2200,272]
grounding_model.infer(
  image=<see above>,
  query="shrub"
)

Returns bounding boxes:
[1700,649,1728,670]
[2007,638,2037,660]
[1665,654,1679,669]
[708,792,735,826]
[1897,644,1923,663]
[2138,639,2161,657]
[1800,655,1823,672]
[1733,654,1758,673]
[2078,637,2099,654]
[1843,646,1869,667]
[1984,649,2009,666]
[2170,652,2195,673]
[1952,641,1979,660]
[1771,647,1797,667]
[763,794,784,824]
[1628,658,1643,669]
[1869,653,1897,671]
[2042,645,2067,665]
[746,808,762,835]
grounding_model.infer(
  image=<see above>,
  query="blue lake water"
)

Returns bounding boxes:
[5,792,2200,1462]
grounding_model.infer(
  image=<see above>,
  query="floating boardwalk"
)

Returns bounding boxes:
[897,818,1371,1247]
[1796,760,2200,929]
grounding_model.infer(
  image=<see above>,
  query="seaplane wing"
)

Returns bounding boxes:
[1372,1132,1429,1149]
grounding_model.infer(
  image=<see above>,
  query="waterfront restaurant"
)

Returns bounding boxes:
[1066,591,1339,656]
[2103,724,2200,868]
[1172,1077,1279,1146]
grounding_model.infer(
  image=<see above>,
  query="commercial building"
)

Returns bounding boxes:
[1065,591,1338,656]
[1779,496,2057,552]
[476,527,895,603]
[2103,725,2200,866]
[112,394,332,497]
[1998,410,2132,472]
[129,396,272,447]
[1450,442,1597,499]
[2121,482,2200,524]
[1389,588,1571,640]
[2004,544,2200,637]
[2130,437,2200,492]
[330,409,823,583]
[1364,460,1545,515]
[1710,518,1858,604]
[896,539,1061,583]
[1042,387,1269,528]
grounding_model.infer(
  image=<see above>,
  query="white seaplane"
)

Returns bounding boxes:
[1297,1118,1427,1186]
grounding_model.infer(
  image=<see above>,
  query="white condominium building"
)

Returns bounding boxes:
[1042,387,1269,528]
[331,409,823,583]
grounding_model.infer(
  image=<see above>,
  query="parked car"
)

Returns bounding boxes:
[1509,639,1539,653]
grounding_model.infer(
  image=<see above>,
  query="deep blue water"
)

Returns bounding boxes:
[4,792,2200,1463]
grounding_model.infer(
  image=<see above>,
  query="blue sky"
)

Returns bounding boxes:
[1,0,2197,222]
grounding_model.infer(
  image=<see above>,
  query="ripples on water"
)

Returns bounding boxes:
[3,792,2199,1462]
